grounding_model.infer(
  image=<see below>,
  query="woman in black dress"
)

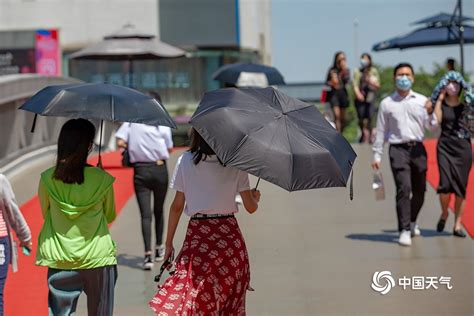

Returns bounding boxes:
[326,51,350,132]
[433,80,472,238]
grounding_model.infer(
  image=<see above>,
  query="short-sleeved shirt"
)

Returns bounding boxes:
[115,123,173,163]
[170,152,250,216]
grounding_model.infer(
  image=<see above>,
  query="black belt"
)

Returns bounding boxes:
[391,141,422,148]
[191,213,235,220]
[133,160,166,166]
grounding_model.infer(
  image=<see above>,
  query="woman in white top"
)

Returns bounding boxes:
[149,128,260,315]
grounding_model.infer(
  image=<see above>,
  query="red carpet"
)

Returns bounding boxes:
[5,151,134,316]
[424,139,474,238]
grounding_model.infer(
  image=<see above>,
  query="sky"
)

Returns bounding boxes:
[271,0,474,83]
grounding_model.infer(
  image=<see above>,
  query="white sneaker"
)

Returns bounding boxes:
[235,195,243,205]
[410,222,421,237]
[143,255,154,270]
[155,245,165,262]
[398,230,412,246]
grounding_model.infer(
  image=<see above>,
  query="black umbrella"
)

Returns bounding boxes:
[190,87,356,196]
[69,23,185,87]
[20,83,177,165]
[213,63,285,87]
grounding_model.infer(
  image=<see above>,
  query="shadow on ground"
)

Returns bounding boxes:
[346,228,451,243]
[117,253,144,270]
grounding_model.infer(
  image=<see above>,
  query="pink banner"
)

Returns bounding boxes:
[35,29,60,76]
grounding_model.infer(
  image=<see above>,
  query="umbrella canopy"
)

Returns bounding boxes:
[212,63,285,87]
[373,24,474,51]
[190,87,356,192]
[69,23,185,60]
[19,83,177,128]
[411,12,474,26]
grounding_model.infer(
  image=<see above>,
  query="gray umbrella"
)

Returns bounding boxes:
[190,87,357,195]
[20,83,176,127]
[19,83,177,165]
[69,23,185,60]
[69,23,185,87]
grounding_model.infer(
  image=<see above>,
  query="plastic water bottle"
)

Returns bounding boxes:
[372,171,385,201]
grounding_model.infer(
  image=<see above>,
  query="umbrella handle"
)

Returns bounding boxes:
[349,161,354,201]
[254,177,261,190]
[97,120,104,169]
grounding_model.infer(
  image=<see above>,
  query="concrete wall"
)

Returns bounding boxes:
[0,0,159,50]
[239,0,272,64]
[0,74,81,169]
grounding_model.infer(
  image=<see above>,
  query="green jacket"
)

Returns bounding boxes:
[36,166,117,269]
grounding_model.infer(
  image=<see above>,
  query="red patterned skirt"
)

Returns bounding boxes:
[149,215,251,315]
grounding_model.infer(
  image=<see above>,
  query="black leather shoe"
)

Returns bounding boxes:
[453,229,467,238]
[437,218,446,232]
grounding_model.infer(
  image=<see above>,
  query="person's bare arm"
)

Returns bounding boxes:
[239,190,261,214]
[353,85,364,102]
[433,90,445,123]
[164,191,185,261]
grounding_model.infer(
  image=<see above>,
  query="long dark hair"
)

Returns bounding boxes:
[189,128,220,165]
[53,119,96,184]
[332,51,345,70]
[360,52,373,70]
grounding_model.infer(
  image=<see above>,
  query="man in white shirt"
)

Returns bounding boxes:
[372,63,437,247]
[115,93,174,269]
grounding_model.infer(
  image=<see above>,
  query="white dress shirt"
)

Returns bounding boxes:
[115,123,173,163]
[170,152,250,216]
[373,90,438,162]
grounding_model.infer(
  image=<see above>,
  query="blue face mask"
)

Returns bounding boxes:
[360,59,369,68]
[395,75,413,91]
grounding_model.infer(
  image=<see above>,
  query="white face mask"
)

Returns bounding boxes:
[445,82,460,96]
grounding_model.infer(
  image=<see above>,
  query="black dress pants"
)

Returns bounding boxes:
[389,142,427,232]
[133,162,168,252]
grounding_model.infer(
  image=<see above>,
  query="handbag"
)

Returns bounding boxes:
[121,149,133,167]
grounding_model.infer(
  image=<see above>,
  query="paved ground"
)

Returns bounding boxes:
[9,144,473,316]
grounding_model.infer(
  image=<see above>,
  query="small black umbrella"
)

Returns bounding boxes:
[213,63,285,87]
[20,83,177,165]
[190,87,356,196]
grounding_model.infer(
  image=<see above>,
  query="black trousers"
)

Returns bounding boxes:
[133,162,168,252]
[389,143,427,232]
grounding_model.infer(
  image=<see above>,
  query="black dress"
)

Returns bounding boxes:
[437,102,472,198]
[326,67,350,108]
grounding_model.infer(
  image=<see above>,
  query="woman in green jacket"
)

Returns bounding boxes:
[36,119,117,316]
